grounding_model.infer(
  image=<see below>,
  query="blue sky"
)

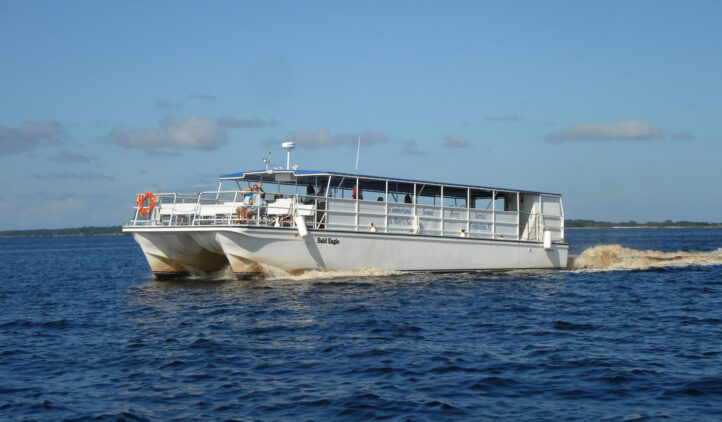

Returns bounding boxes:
[1,1,721,230]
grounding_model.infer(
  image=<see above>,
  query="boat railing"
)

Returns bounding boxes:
[127,191,318,228]
[125,190,564,242]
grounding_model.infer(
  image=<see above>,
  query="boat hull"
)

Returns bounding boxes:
[125,226,568,279]
[130,231,229,276]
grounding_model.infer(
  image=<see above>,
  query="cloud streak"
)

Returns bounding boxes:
[188,93,216,100]
[111,114,278,151]
[156,100,181,110]
[33,171,114,181]
[672,132,696,140]
[51,150,90,164]
[17,191,109,201]
[487,114,523,122]
[0,121,66,157]
[400,139,425,155]
[285,129,390,148]
[443,134,470,148]
[111,116,227,150]
[546,119,663,142]
[218,115,277,128]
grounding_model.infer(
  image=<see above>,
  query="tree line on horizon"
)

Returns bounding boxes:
[1,220,721,238]
[0,226,125,238]
[565,219,722,228]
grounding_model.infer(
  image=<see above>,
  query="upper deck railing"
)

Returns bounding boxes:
[125,189,565,242]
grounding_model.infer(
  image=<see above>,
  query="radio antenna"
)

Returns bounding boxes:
[355,136,361,175]
[282,141,295,170]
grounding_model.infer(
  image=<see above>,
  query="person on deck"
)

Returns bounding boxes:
[252,183,265,213]
[235,186,255,221]
[302,185,315,204]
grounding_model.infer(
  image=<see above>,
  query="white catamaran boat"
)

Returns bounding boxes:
[124,144,568,279]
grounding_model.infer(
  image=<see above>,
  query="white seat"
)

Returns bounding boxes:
[266,198,294,216]
[158,203,197,215]
[295,204,315,217]
[198,204,234,217]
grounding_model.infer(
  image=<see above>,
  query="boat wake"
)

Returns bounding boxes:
[165,244,722,282]
[259,265,402,281]
[155,265,402,283]
[570,245,722,271]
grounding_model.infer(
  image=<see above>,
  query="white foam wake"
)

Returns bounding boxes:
[258,264,402,281]
[570,244,722,271]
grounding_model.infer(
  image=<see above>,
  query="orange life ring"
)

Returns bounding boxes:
[138,192,156,215]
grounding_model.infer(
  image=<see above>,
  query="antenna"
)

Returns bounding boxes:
[282,141,295,170]
[355,136,361,175]
[262,151,273,171]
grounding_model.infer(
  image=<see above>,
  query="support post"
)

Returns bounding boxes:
[492,190,496,239]
[440,185,444,236]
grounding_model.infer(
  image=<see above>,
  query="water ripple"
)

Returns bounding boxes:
[1,231,722,420]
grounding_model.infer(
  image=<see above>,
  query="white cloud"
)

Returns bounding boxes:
[2,196,85,230]
[443,134,470,148]
[400,140,425,155]
[51,150,90,164]
[156,100,181,110]
[111,116,227,150]
[487,114,523,122]
[286,128,390,148]
[672,132,696,140]
[188,93,216,100]
[145,148,182,157]
[546,119,663,142]
[218,115,277,128]
[34,171,114,181]
[44,197,86,227]
[0,121,66,157]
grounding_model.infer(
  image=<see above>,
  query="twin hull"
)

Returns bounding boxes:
[127,227,569,278]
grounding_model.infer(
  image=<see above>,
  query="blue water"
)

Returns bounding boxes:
[1,229,722,421]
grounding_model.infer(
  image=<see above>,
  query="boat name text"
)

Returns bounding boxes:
[316,237,340,245]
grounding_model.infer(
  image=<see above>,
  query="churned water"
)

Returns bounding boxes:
[1,229,722,421]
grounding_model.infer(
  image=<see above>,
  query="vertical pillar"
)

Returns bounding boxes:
[440,185,444,236]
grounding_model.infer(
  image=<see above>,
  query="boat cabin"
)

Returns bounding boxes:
[129,169,565,244]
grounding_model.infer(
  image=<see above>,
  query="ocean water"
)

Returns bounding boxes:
[1,228,722,421]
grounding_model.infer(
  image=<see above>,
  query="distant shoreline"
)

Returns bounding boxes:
[566,226,722,230]
[0,226,126,239]
[1,221,721,239]
[564,219,722,230]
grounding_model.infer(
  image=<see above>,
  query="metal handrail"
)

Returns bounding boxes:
[125,189,564,243]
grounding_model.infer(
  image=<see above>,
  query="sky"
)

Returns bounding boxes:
[1,0,721,230]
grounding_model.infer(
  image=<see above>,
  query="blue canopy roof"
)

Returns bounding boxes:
[219,169,561,197]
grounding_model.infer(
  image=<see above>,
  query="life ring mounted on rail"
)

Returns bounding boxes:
[138,192,156,215]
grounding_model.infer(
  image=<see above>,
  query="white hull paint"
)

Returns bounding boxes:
[126,226,568,278]
[131,231,229,276]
